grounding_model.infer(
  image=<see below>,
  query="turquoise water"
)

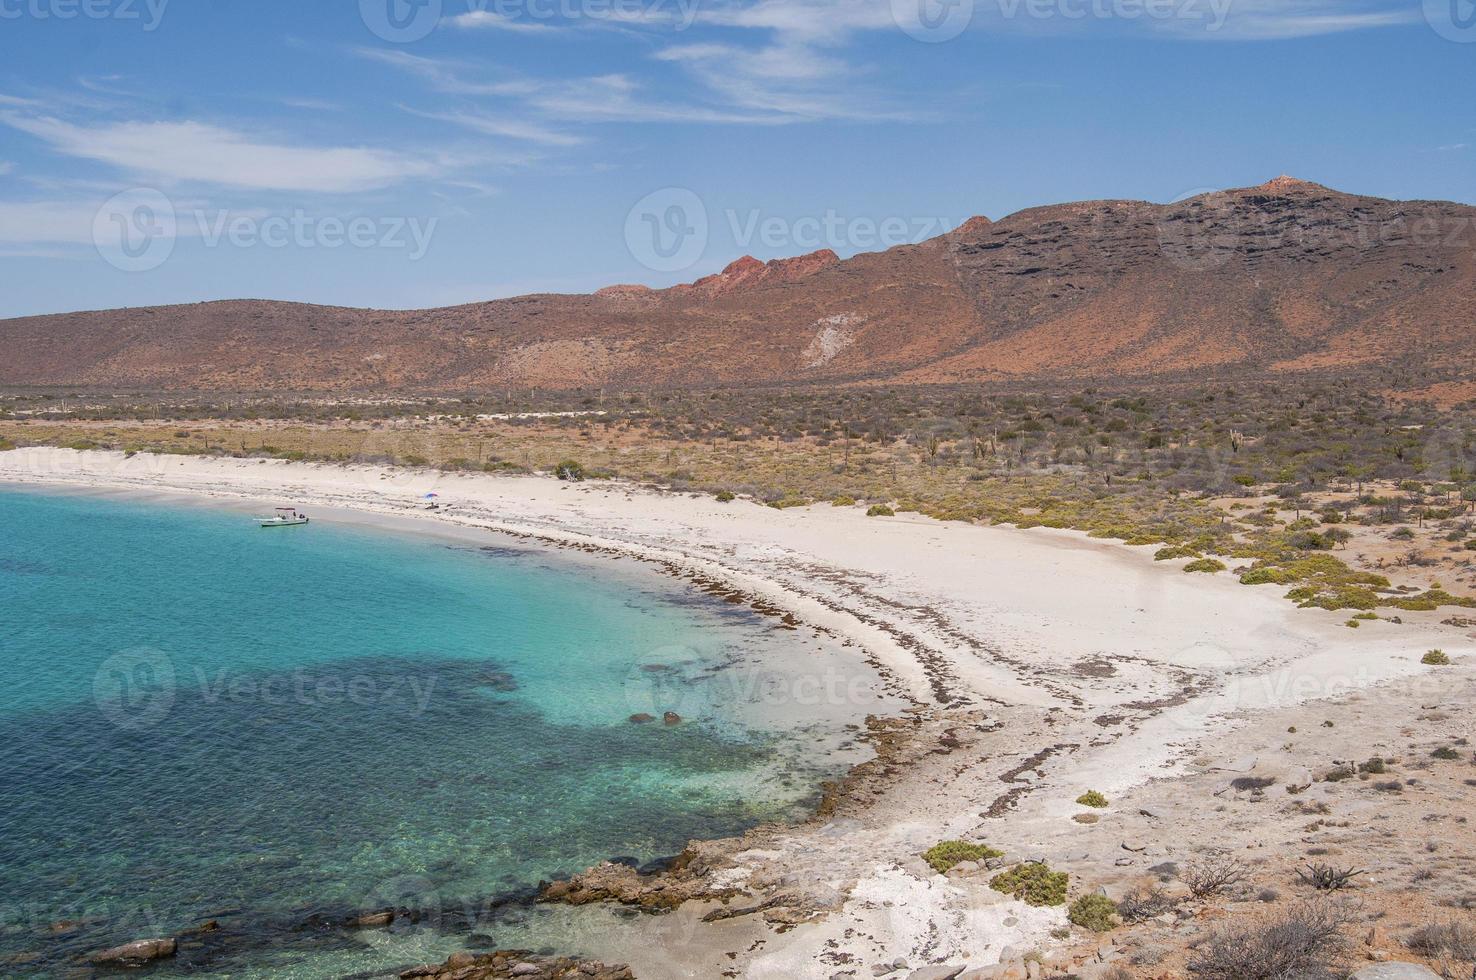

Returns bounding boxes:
[0,488,887,977]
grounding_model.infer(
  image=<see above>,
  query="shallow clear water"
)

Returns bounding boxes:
[0,488,889,977]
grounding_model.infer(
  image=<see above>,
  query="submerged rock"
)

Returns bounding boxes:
[628,713,656,724]
[347,909,395,928]
[663,711,682,725]
[90,937,177,964]
[399,949,633,979]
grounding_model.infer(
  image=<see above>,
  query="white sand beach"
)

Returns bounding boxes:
[3,447,1471,978]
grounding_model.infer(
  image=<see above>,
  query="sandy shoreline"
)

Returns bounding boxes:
[3,447,1472,978]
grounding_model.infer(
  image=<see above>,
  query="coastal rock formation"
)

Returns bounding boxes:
[399,950,633,979]
[89,937,177,964]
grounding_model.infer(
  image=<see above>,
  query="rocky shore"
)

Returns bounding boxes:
[4,450,1474,978]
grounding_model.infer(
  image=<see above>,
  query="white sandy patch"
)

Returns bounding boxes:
[3,447,1472,977]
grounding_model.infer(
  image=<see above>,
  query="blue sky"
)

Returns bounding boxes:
[0,0,1472,317]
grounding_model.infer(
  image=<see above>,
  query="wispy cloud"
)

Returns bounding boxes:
[399,105,584,147]
[0,200,100,245]
[281,97,343,112]
[360,49,789,125]
[1151,0,1420,39]
[1,113,446,193]
[446,9,556,33]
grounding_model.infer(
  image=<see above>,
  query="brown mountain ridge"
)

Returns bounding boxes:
[5,177,1475,392]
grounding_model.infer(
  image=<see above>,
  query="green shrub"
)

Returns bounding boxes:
[715,490,735,503]
[1431,746,1461,761]
[831,495,856,507]
[1422,649,1451,665]
[1075,790,1109,808]
[0,437,16,451]
[554,459,585,481]
[1068,894,1120,932]
[990,862,1069,907]
[1344,619,1360,629]
[1154,545,1201,561]
[922,840,1003,874]
[867,504,895,517]
[1184,558,1227,574]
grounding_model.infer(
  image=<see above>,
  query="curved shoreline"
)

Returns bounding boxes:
[3,448,1473,979]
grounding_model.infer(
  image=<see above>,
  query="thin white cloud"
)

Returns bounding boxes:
[1153,0,1420,39]
[0,160,13,176]
[281,97,343,112]
[399,105,584,146]
[362,49,789,124]
[0,200,101,244]
[447,9,555,33]
[1,113,444,193]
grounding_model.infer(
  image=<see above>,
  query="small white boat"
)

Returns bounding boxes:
[258,507,310,528]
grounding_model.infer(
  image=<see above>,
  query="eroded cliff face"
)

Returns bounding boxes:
[6,179,1475,391]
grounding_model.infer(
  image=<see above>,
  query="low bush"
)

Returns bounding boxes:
[1188,901,1352,979]
[1407,918,1476,964]
[990,862,1069,907]
[1154,544,1201,561]
[554,459,585,481]
[715,490,735,502]
[866,504,895,517]
[1067,893,1119,932]
[1423,649,1452,665]
[1432,746,1462,761]
[1117,885,1178,922]
[1182,854,1245,898]
[831,495,856,507]
[921,840,1002,874]
[1184,558,1227,574]
[1075,790,1109,808]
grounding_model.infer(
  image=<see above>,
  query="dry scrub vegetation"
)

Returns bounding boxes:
[10,382,1476,612]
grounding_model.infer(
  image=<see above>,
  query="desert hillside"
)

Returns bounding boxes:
[6,177,1474,392]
